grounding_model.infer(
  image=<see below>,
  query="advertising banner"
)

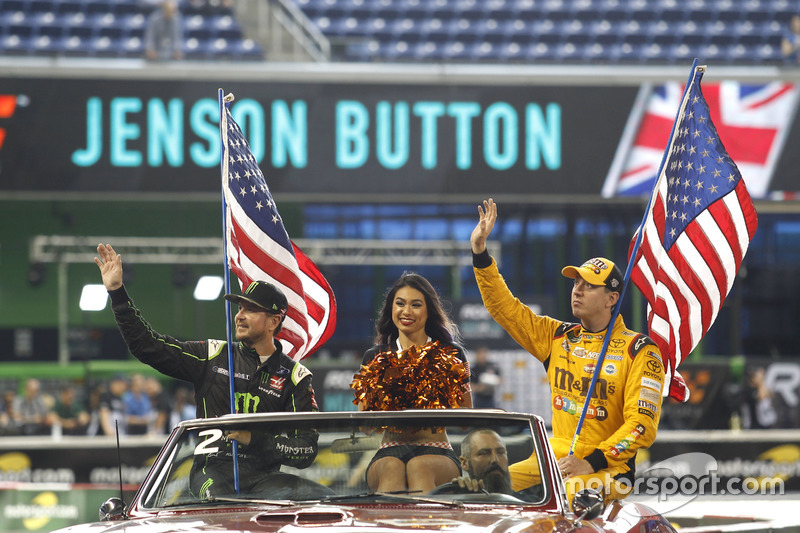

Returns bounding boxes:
[2,76,797,199]
[0,78,636,196]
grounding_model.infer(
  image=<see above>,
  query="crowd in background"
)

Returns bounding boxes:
[0,374,196,438]
[1,357,796,437]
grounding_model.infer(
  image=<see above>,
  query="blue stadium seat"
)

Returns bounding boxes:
[607,41,645,62]
[35,11,65,38]
[29,0,56,12]
[389,17,422,40]
[588,19,619,43]
[658,6,686,23]
[65,20,92,38]
[91,12,124,37]
[84,0,111,15]
[4,14,35,39]
[697,42,725,63]
[122,13,145,36]
[90,35,118,56]
[498,40,524,60]
[531,18,562,45]
[716,8,742,24]
[600,5,628,22]
[755,43,780,62]
[410,41,441,61]
[342,15,377,37]
[52,0,84,14]
[419,18,449,41]
[629,7,657,24]
[580,41,609,62]
[559,19,591,45]
[344,39,378,60]
[0,0,29,12]
[364,17,392,40]
[183,36,205,58]
[31,33,62,53]
[553,41,583,62]
[680,32,708,47]
[229,38,263,60]
[745,7,772,24]
[524,41,558,61]
[500,19,533,45]
[109,0,139,15]
[689,6,715,24]
[60,33,92,55]
[642,42,673,61]
[444,17,480,41]
[439,40,468,60]
[429,2,458,21]
[120,34,142,56]
[669,43,695,63]
[2,33,31,54]
[211,15,244,40]
[478,18,508,43]
[367,0,398,20]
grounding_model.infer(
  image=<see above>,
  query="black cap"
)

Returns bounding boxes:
[224,281,288,315]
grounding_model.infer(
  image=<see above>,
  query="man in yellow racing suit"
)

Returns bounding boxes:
[470,199,666,505]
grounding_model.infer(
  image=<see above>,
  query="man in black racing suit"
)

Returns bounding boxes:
[95,243,319,498]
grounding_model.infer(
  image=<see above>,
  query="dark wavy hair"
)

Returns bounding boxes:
[374,272,460,346]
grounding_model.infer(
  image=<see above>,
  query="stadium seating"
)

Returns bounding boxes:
[294,0,797,63]
[0,0,796,63]
[0,0,263,60]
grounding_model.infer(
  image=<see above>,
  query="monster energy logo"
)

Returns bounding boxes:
[235,392,261,413]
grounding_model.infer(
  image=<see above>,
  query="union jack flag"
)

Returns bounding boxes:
[605,81,798,199]
[220,92,337,360]
[628,66,758,402]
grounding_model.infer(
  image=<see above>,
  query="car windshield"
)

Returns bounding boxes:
[138,411,549,509]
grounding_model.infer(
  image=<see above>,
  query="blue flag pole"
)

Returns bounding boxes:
[218,88,240,492]
[568,59,703,455]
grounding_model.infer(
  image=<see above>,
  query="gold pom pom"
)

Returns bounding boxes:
[351,341,467,411]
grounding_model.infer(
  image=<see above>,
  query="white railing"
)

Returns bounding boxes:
[237,0,330,62]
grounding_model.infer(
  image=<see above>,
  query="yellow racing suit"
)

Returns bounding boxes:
[474,253,665,503]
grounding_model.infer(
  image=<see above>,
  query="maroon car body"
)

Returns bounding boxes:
[50,410,676,533]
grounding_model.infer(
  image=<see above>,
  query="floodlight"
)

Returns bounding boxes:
[80,284,108,311]
[194,276,224,301]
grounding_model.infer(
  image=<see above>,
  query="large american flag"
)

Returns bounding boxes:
[219,92,337,360]
[628,66,758,402]
[605,81,798,199]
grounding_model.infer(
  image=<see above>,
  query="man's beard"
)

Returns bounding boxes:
[472,464,513,494]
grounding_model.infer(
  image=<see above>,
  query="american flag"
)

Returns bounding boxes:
[219,92,337,360]
[628,66,758,402]
[605,81,798,199]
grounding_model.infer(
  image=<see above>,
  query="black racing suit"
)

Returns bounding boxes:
[108,285,319,497]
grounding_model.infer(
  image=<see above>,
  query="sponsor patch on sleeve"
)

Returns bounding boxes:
[641,377,662,393]
[639,388,661,403]
[646,350,662,364]
[292,363,312,385]
[637,399,659,413]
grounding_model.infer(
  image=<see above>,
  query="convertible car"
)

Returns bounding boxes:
[51,409,676,533]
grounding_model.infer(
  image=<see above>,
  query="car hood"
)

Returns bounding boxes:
[56,504,586,533]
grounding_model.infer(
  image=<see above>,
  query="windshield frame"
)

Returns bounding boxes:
[130,409,561,515]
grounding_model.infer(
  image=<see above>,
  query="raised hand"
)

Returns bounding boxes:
[94,244,124,291]
[470,198,497,254]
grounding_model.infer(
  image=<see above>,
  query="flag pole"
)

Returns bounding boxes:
[218,88,240,492]
[568,59,704,455]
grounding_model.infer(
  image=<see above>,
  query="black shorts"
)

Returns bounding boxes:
[366,443,461,482]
